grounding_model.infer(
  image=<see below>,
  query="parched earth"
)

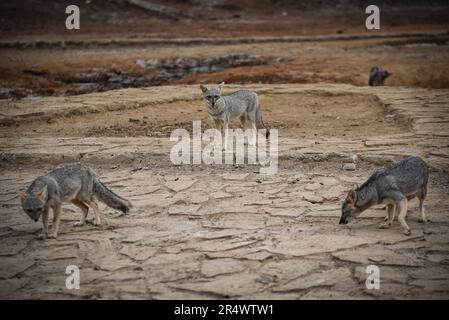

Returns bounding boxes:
[0,83,449,299]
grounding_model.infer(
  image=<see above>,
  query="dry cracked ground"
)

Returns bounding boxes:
[0,83,449,299]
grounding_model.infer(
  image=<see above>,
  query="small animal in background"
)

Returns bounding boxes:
[200,83,269,147]
[368,66,392,86]
[339,156,429,235]
[19,164,132,239]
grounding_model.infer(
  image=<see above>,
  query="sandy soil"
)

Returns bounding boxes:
[2,1,449,39]
[1,0,449,300]
[5,91,409,138]
[2,34,449,99]
[0,83,448,299]
[1,1,449,98]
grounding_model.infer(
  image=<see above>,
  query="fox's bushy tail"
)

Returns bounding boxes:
[93,178,132,214]
[255,107,270,138]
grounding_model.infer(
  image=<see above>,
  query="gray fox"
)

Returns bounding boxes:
[19,164,132,239]
[200,83,269,147]
[368,66,392,86]
[339,156,429,235]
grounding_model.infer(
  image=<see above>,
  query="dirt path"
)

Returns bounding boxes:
[0,83,448,299]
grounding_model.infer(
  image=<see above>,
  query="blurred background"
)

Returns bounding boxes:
[1,0,449,99]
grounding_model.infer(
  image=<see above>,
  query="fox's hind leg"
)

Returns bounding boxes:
[397,198,411,235]
[239,115,248,145]
[239,114,246,130]
[247,121,257,147]
[72,199,89,226]
[418,199,426,223]
[245,110,257,146]
[85,198,101,226]
[379,204,395,229]
[417,191,427,223]
[383,205,389,222]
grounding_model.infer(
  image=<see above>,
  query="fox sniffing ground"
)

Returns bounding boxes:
[19,164,132,239]
[339,156,429,235]
[200,83,269,147]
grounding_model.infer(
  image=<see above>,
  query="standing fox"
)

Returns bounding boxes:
[339,156,429,235]
[200,83,269,147]
[19,164,132,239]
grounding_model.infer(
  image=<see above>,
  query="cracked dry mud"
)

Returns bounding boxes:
[0,84,448,299]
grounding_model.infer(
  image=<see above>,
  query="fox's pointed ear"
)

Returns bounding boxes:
[200,84,207,93]
[218,82,224,92]
[18,191,27,203]
[36,185,48,200]
[348,189,357,204]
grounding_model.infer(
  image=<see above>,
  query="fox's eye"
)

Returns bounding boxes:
[26,209,33,214]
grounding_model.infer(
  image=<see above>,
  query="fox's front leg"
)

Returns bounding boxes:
[212,119,223,151]
[38,206,50,239]
[379,204,395,229]
[50,204,62,239]
[223,120,229,151]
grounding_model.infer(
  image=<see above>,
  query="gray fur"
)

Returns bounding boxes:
[200,84,269,142]
[93,178,131,213]
[20,164,132,238]
[339,156,429,235]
